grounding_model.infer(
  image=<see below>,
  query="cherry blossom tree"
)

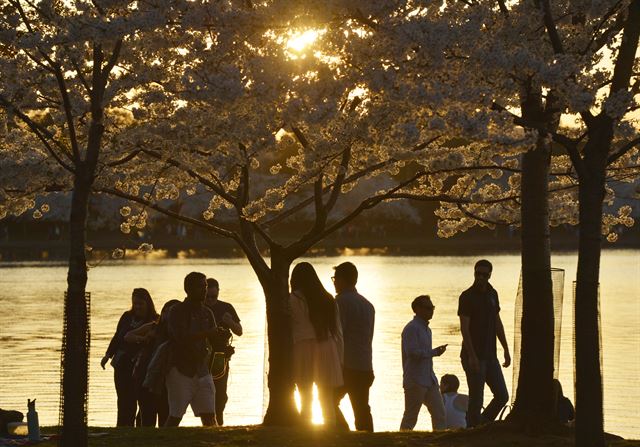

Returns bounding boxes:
[0,1,188,444]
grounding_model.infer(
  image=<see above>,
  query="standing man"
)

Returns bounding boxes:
[205,277,242,426]
[165,272,219,427]
[399,295,447,431]
[458,259,510,427]
[333,262,375,431]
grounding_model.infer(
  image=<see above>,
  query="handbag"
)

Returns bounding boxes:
[209,351,228,380]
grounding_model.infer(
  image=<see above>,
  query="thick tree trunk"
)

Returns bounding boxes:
[509,138,556,427]
[575,122,610,447]
[60,172,91,447]
[261,253,299,425]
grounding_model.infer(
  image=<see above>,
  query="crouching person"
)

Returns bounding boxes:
[165,272,220,427]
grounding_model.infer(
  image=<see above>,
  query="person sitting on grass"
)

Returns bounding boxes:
[440,374,468,429]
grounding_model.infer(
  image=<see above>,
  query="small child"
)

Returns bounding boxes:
[440,374,468,429]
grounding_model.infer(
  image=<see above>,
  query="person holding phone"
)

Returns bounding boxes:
[400,295,447,431]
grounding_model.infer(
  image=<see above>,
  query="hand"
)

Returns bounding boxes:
[503,351,511,368]
[434,344,447,356]
[100,356,109,369]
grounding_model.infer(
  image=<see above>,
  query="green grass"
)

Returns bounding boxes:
[37,425,640,447]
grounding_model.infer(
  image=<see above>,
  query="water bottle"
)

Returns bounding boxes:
[27,399,40,441]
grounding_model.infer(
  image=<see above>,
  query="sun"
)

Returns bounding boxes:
[286,29,321,53]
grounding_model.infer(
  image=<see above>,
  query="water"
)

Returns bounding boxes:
[0,251,638,438]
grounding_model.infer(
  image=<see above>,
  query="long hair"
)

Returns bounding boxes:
[290,262,337,341]
[131,288,159,322]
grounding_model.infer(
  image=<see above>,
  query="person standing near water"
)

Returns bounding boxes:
[101,288,158,426]
[205,277,243,426]
[333,262,375,432]
[458,259,510,427]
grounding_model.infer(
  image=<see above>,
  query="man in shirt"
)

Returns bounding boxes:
[333,262,375,432]
[164,272,219,427]
[400,295,447,430]
[205,277,243,425]
[458,259,510,427]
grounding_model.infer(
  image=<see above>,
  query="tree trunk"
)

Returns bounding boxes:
[261,252,299,425]
[575,121,610,447]
[509,137,556,427]
[60,172,91,447]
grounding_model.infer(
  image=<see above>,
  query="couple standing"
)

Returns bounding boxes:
[289,262,375,430]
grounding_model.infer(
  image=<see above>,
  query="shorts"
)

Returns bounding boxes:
[166,366,216,418]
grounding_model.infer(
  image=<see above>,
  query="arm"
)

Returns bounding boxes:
[496,313,511,367]
[403,324,442,360]
[460,315,480,370]
[124,321,156,344]
[222,312,243,336]
[102,313,127,368]
[334,303,344,365]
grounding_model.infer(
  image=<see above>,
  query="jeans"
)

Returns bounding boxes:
[335,368,374,431]
[213,368,229,425]
[462,356,509,427]
[399,383,446,431]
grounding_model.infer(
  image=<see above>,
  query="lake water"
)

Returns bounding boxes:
[0,251,638,438]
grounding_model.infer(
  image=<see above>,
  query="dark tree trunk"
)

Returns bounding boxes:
[261,252,299,425]
[574,118,611,447]
[60,172,92,447]
[509,137,556,427]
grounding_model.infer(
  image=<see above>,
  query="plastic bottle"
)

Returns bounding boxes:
[27,399,40,441]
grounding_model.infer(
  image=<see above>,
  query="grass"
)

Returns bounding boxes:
[36,425,640,447]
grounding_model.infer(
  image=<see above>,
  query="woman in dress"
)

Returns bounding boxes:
[289,262,343,427]
[101,288,159,426]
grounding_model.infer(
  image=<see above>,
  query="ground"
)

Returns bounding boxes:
[37,425,640,447]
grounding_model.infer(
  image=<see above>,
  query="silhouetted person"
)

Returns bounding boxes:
[458,259,510,427]
[205,277,243,425]
[553,379,575,425]
[101,288,158,426]
[164,272,220,427]
[290,262,343,427]
[333,262,375,432]
[400,295,447,431]
[440,374,468,429]
[125,299,180,426]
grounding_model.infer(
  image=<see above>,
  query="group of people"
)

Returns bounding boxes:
[102,258,573,431]
[101,274,242,427]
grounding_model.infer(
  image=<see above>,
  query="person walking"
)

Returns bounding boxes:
[289,262,343,427]
[164,272,221,427]
[205,277,243,426]
[458,259,510,427]
[332,262,375,432]
[101,288,159,426]
[399,295,447,431]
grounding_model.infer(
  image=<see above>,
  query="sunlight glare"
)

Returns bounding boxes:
[287,30,320,53]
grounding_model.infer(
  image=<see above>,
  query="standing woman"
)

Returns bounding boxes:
[289,262,343,426]
[101,288,159,426]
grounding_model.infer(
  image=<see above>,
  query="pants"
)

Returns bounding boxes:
[213,368,229,425]
[399,383,446,431]
[114,362,137,427]
[335,368,374,431]
[462,356,509,427]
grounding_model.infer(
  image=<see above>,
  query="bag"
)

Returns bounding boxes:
[143,341,171,394]
[209,351,228,380]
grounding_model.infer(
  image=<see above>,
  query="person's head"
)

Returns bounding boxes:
[440,374,460,394]
[553,378,565,399]
[160,299,181,321]
[332,262,358,294]
[291,262,336,341]
[131,288,158,321]
[184,272,207,302]
[206,278,220,302]
[473,259,493,286]
[411,295,435,322]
